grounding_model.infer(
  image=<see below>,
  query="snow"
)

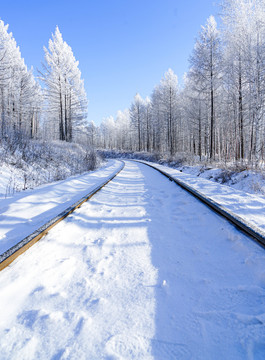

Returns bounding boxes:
[139,160,265,234]
[101,149,265,196]
[175,164,265,196]
[0,140,101,199]
[0,161,265,359]
[0,159,122,255]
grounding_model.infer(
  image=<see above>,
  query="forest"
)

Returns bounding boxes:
[2,1,265,357]
[92,0,265,168]
[0,24,95,192]
[1,0,265,169]
[0,24,87,145]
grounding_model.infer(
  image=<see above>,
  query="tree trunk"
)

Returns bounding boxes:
[238,56,244,160]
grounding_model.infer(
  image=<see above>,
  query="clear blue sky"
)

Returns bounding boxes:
[1,0,218,125]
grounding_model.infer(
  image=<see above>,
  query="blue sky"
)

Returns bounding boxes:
[1,0,218,125]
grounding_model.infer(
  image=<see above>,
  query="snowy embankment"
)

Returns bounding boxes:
[134,160,265,231]
[0,140,100,198]
[139,160,265,234]
[100,150,265,196]
[176,163,265,196]
[0,161,265,359]
[0,160,123,255]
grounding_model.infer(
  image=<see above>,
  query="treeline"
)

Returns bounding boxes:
[92,0,265,166]
[0,22,88,144]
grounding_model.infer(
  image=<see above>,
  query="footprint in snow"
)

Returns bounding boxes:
[30,285,45,296]
[74,317,85,336]
[93,238,104,247]
[105,334,147,358]
[152,338,192,360]
[83,297,100,313]
[17,310,40,330]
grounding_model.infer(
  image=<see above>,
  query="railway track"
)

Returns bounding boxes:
[1,159,265,272]
[1,160,265,359]
[0,161,125,272]
[133,160,265,248]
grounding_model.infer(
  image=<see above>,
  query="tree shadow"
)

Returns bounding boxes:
[0,161,123,254]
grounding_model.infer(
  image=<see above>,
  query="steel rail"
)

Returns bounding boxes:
[134,160,265,248]
[0,161,125,271]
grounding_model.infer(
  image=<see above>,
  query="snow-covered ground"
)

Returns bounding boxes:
[176,164,265,196]
[0,160,122,255]
[100,150,265,196]
[0,161,265,359]
[0,140,100,199]
[139,161,265,234]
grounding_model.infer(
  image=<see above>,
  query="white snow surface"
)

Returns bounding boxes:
[176,164,265,196]
[0,160,122,255]
[140,160,265,234]
[0,161,265,359]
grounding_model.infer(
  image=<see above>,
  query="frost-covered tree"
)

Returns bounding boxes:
[0,20,41,139]
[221,0,265,163]
[129,93,145,151]
[97,1,265,167]
[41,26,87,142]
[100,116,116,149]
[189,16,222,160]
[87,121,97,147]
[182,72,207,159]
[144,97,152,152]
[115,109,131,150]
[151,85,164,153]
[159,68,179,155]
[149,69,178,155]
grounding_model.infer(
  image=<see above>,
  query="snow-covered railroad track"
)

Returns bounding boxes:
[1,160,265,359]
[0,161,125,272]
[135,160,265,248]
